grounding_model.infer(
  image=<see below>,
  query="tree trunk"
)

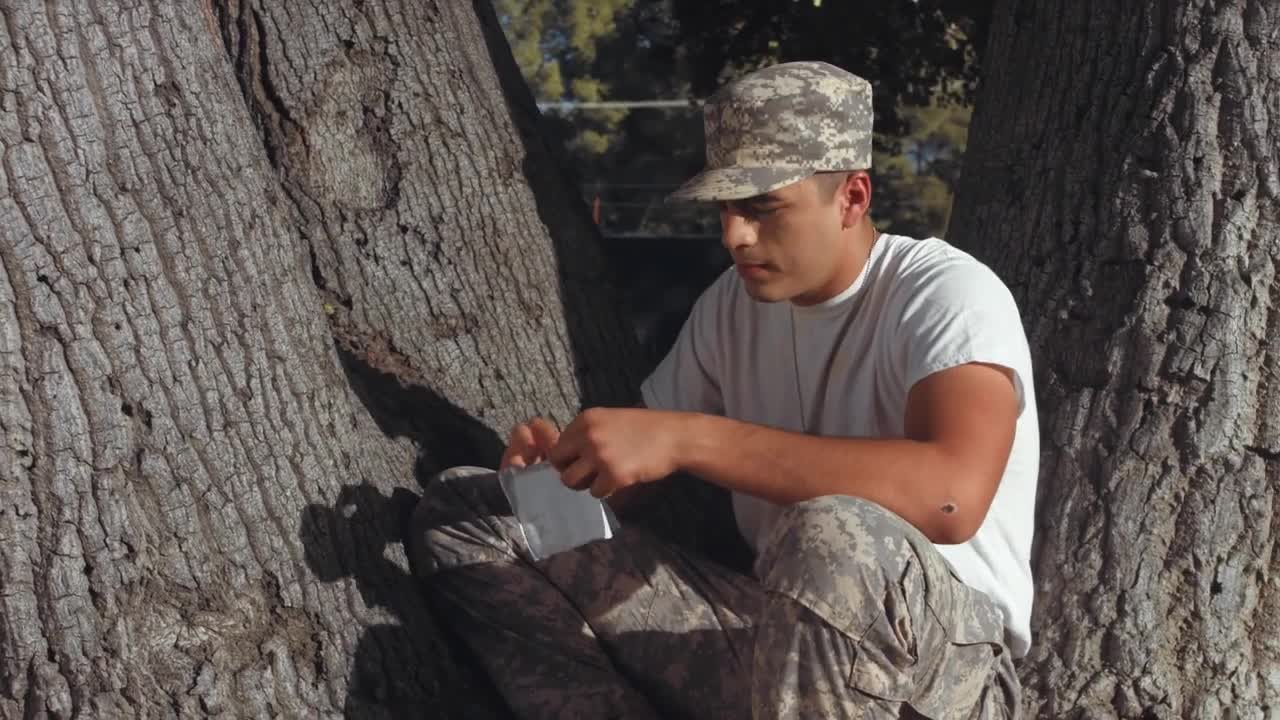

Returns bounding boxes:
[950,0,1279,717]
[0,0,643,716]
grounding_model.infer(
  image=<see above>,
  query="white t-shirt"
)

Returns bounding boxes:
[640,234,1039,657]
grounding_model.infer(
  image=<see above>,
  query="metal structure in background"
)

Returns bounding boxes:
[536,99,705,112]
[533,97,726,357]
[535,99,717,240]
[584,185,720,241]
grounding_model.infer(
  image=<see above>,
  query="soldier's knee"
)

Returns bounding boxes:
[754,496,924,617]
[408,466,514,577]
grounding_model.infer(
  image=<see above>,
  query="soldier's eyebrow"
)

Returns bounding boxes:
[745,192,786,206]
[722,193,788,214]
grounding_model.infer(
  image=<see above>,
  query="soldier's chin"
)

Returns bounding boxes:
[741,280,788,304]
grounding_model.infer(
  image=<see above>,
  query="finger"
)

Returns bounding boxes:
[528,417,561,456]
[494,422,524,468]
[588,472,616,500]
[547,419,583,471]
[501,424,535,469]
[560,457,597,492]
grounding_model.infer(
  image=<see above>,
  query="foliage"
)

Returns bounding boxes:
[498,0,986,236]
[873,96,973,238]
[667,0,990,137]
[495,0,988,351]
[496,0,637,157]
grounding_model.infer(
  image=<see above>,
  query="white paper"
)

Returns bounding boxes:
[497,462,616,560]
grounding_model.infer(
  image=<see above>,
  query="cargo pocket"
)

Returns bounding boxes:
[846,556,925,706]
[910,567,1009,720]
[847,550,1009,720]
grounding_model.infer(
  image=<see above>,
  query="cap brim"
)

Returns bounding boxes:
[666,167,814,203]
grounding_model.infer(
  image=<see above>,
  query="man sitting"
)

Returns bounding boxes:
[412,60,1036,719]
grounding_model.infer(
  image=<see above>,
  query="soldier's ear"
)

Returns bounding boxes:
[841,172,872,228]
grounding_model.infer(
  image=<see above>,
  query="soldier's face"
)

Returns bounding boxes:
[718,174,868,305]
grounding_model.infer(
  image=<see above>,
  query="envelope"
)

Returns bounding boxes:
[497,462,617,561]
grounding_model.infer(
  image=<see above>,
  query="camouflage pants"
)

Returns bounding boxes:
[409,467,1021,719]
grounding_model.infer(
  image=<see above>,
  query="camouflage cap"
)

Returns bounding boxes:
[669,61,873,203]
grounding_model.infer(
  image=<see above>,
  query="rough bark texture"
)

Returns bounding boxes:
[0,0,644,717]
[213,0,645,440]
[951,1,1279,717]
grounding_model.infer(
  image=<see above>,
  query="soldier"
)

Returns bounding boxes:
[412,61,1035,718]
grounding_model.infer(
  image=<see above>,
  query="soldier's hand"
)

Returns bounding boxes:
[548,408,683,499]
[500,417,561,470]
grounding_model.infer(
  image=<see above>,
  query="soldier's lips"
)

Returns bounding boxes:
[735,262,773,280]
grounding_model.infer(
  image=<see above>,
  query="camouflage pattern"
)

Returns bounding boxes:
[669,61,874,202]
[754,496,1021,719]
[410,467,1020,719]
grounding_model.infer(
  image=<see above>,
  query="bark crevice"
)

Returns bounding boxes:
[954,0,1278,715]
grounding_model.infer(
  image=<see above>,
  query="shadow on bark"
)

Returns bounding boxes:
[470,0,652,408]
[298,346,513,716]
[300,478,513,719]
[303,8,729,708]
[318,337,749,715]
[336,343,506,475]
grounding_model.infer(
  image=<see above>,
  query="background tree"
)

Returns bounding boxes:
[495,0,637,159]
[661,0,988,240]
[871,96,974,238]
[517,0,990,236]
[6,0,1276,718]
[494,0,988,357]
[950,0,1279,716]
[668,0,989,128]
[0,0,643,716]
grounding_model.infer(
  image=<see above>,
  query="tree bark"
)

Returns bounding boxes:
[951,1,1279,717]
[213,0,645,441]
[0,0,642,717]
